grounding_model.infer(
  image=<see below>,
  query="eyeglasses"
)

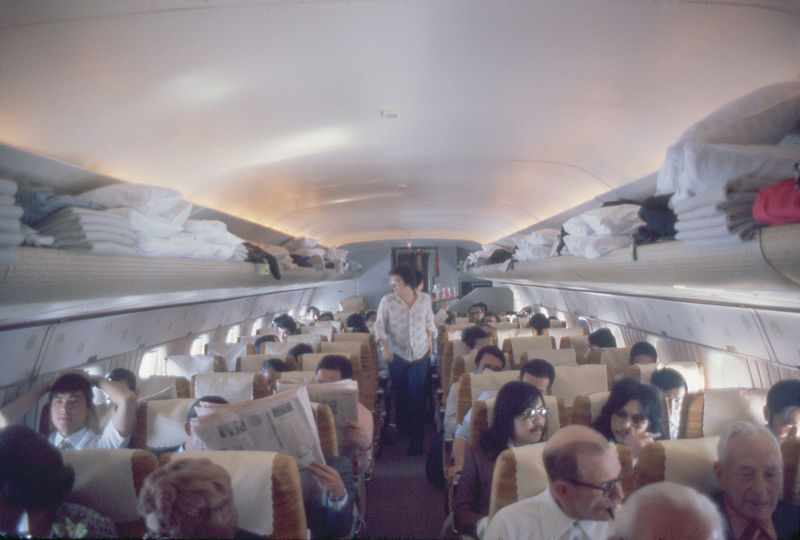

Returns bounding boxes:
[566,466,628,498]
[519,406,549,420]
[611,410,647,427]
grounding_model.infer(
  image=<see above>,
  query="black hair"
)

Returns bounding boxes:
[589,328,617,348]
[254,335,278,351]
[317,354,353,380]
[261,358,289,373]
[650,368,686,393]
[273,314,298,335]
[346,313,369,333]
[0,425,75,510]
[592,378,664,441]
[766,379,800,417]
[528,313,549,335]
[413,269,424,289]
[475,345,506,370]
[389,266,415,287]
[49,373,93,407]
[287,343,314,359]
[186,395,229,421]
[479,381,544,461]
[469,303,488,315]
[365,310,377,322]
[106,367,137,392]
[461,326,490,350]
[317,312,334,321]
[308,306,320,315]
[630,341,658,364]
[482,311,499,322]
[520,358,555,388]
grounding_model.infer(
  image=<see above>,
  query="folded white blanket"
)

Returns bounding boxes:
[0,218,21,234]
[40,222,137,241]
[513,244,552,262]
[108,208,183,238]
[54,230,136,248]
[675,220,759,242]
[0,205,24,220]
[0,179,18,196]
[37,207,132,231]
[674,209,753,233]
[0,194,15,206]
[136,232,206,258]
[671,176,763,216]
[0,232,24,246]
[676,196,756,221]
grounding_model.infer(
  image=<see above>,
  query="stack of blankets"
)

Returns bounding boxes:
[510,229,560,262]
[561,204,643,259]
[36,207,137,256]
[0,179,23,266]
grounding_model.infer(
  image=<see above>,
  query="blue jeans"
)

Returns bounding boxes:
[389,353,429,450]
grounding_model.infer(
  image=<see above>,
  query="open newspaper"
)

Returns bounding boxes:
[276,378,359,456]
[190,386,324,469]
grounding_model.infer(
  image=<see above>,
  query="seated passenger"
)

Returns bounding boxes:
[306,305,321,322]
[0,371,136,450]
[105,367,138,394]
[444,344,504,440]
[364,310,377,329]
[273,314,298,342]
[591,378,664,463]
[528,313,549,336]
[609,481,724,540]
[764,379,800,443]
[260,358,289,395]
[253,334,278,352]
[482,312,500,324]
[588,328,617,349]
[0,425,117,538]
[137,458,258,539]
[345,312,370,334]
[713,421,799,540]
[317,311,335,322]
[629,341,657,364]
[453,381,548,538]
[448,357,554,481]
[650,368,687,440]
[468,303,487,324]
[180,395,230,452]
[484,425,624,540]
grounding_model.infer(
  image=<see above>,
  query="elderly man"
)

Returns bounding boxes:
[484,425,624,540]
[609,481,725,540]
[713,421,799,540]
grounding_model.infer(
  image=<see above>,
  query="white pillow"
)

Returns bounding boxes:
[108,208,183,238]
[580,204,644,236]
[80,183,183,216]
[562,215,594,237]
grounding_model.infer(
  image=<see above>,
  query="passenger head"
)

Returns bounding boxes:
[482,311,500,324]
[260,358,289,389]
[480,381,546,459]
[273,314,298,340]
[592,378,664,443]
[345,313,368,333]
[48,373,94,437]
[543,425,623,521]
[138,458,238,539]
[519,358,555,395]
[650,368,687,430]
[764,379,800,443]
[468,303,487,323]
[184,395,229,451]
[389,266,414,294]
[317,311,334,321]
[0,425,75,529]
[287,343,313,360]
[714,421,782,524]
[528,313,549,335]
[588,328,616,349]
[315,354,353,383]
[608,481,725,540]
[254,335,278,352]
[364,310,377,326]
[629,341,657,364]
[461,326,490,351]
[474,345,505,372]
[105,367,138,393]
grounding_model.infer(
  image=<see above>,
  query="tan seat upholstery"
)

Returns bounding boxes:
[206,342,248,372]
[559,335,591,363]
[165,354,226,377]
[551,364,613,420]
[497,328,534,356]
[442,340,471,400]
[162,450,306,539]
[549,319,566,328]
[260,342,306,357]
[62,448,158,538]
[190,372,269,401]
[623,362,660,382]
[506,336,555,368]
[237,353,280,373]
[330,332,377,409]
[310,402,338,456]
[256,327,281,337]
[456,370,520,425]
[518,348,577,367]
[597,347,632,379]
[489,442,633,518]
[302,324,335,341]
[469,394,566,447]
[449,352,480,398]
[681,387,768,438]
[570,391,611,426]
[138,376,191,400]
[546,327,588,346]
[131,398,197,452]
[635,436,719,495]
[781,438,800,506]
[286,333,324,349]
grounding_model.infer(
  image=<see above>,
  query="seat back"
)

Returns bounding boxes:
[310,401,338,456]
[456,370,520,424]
[518,348,577,367]
[442,340,471,399]
[256,327,281,337]
[507,336,556,368]
[450,352,479,395]
[302,324,335,341]
[549,319,566,328]
[559,335,591,362]
[63,448,158,538]
[131,398,197,451]
[635,436,719,495]
[138,376,191,400]
[260,342,304,357]
[497,328,534,355]
[162,450,306,539]
[570,391,611,426]
[286,333,324,350]
[681,387,768,438]
[546,327,587,345]
[190,372,269,402]
[166,354,225,377]
[469,394,566,447]
[330,332,377,409]
[489,443,633,518]
[623,362,660,383]
[551,365,613,418]
[598,347,632,379]
[205,342,248,372]
[236,353,277,373]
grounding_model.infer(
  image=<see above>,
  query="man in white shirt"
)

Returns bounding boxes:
[484,425,624,540]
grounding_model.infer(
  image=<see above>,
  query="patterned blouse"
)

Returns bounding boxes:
[50,502,117,538]
[374,291,435,361]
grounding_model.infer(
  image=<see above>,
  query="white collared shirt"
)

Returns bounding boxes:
[484,486,614,540]
[49,421,129,450]
[374,290,435,361]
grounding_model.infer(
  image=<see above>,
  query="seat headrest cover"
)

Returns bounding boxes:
[194,373,255,403]
[662,436,720,494]
[62,449,141,521]
[702,388,767,436]
[145,399,195,448]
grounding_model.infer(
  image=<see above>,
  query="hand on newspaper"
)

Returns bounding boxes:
[345,419,372,451]
[308,461,346,499]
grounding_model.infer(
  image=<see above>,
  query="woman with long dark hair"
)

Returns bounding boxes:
[592,377,664,463]
[453,381,548,538]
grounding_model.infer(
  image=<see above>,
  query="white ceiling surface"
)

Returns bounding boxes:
[1,1,798,246]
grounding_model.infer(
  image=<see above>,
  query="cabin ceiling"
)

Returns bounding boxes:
[0,0,798,246]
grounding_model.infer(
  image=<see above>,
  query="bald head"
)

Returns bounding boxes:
[543,424,610,480]
[609,481,724,540]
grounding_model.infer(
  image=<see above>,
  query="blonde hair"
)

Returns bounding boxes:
[138,458,238,538]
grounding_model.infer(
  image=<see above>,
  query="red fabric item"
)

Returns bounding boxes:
[753,178,800,225]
